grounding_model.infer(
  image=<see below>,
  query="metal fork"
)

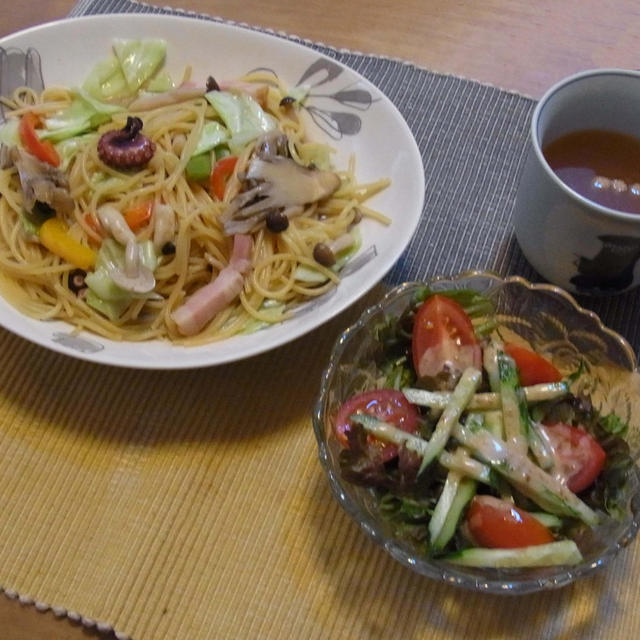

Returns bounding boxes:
[0,47,44,121]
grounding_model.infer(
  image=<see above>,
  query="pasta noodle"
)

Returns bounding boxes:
[0,67,390,345]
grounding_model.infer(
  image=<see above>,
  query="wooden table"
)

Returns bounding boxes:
[1,1,639,638]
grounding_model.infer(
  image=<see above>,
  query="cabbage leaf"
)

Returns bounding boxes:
[205,90,277,154]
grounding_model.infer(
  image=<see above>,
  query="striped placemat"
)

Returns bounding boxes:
[0,1,637,639]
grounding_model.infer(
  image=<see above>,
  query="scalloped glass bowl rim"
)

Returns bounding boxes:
[312,271,640,593]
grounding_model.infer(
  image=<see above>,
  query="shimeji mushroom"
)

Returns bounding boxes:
[96,204,155,294]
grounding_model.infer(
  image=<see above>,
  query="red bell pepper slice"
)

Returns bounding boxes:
[18,112,61,167]
[210,156,238,200]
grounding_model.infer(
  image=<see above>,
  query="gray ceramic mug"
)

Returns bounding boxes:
[513,69,640,295]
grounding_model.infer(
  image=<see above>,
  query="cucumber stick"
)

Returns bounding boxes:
[402,382,568,413]
[438,448,494,485]
[352,407,598,527]
[445,540,583,568]
[476,410,503,439]
[530,512,563,529]
[349,413,430,457]
[496,350,528,456]
[483,341,501,393]
[496,350,554,469]
[430,474,477,552]
[429,471,461,545]
[417,367,482,474]
[452,421,599,527]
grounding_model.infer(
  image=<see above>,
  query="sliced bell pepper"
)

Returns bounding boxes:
[84,212,104,236]
[210,155,238,200]
[123,200,153,231]
[18,112,61,167]
[39,218,96,270]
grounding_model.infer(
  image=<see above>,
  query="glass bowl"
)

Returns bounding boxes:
[312,271,640,594]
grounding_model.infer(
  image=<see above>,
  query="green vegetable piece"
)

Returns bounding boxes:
[85,289,129,321]
[146,70,174,93]
[529,512,563,529]
[452,421,600,527]
[294,265,329,284]
[497,349,528,455]
[19,211,43,237]
[82,55,130,101]
[185,153,212,182]
[86,239,158,307]
[83,39,166,101]
[429,471,477,551]
[85,268,130,303]
[349,413,430,459]
[193,121,229,156]
[438,448,494,485]
[296,141,334,171]
[445,540,583,568]
[205,90,277,153]
[417,367,482,474]
[113,38,167,94]
[432,477,477,552]
[42,90,124,142]
[600,413,629,436]
[496,348,555,468]
[214,144,231,161]
[0,119,19,146]
[402,382,568,413]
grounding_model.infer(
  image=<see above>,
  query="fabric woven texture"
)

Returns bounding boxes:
[0,1,637,639]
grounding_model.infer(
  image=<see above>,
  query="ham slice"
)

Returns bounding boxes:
[171,235,252,336]
[229,233,252,274]
[128,86,206,111]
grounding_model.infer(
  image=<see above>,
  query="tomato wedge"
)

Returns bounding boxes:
[334,389,419,462]
[466,495,555,548]
[540,422,606,493]
[411,294,481,381]
[210,156,238,200]
[18,112,60,167]
[504,343,562,386]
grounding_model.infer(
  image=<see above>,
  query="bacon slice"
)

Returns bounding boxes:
[171,235,252,336]
[229,233,252,274]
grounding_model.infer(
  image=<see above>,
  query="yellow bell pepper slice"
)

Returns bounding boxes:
[39,218,96,271]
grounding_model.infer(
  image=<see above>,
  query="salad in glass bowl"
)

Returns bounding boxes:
[312,272,640,593]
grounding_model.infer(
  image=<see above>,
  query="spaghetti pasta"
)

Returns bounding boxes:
[0,55,390,345]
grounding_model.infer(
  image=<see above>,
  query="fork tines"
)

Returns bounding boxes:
[0,46,44,121]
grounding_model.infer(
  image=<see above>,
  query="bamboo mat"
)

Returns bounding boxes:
[0,1,638,639]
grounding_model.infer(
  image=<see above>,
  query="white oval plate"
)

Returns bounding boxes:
[0,14,424,369]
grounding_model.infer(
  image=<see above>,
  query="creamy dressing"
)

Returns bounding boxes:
[539,423,592,487]
[453,421,598,524]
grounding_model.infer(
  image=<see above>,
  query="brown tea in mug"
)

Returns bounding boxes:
[542,129,640,214]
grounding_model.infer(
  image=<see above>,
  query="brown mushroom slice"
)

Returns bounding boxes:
[313,233,356,268]
[222,156,340,235]
[9,146,74,215]
[225,205,303,236]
